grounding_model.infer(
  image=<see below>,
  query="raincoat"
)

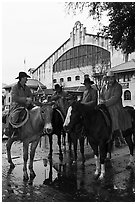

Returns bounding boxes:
[81,86,98,107]
[100,81,132,132]
[10,81,33,111]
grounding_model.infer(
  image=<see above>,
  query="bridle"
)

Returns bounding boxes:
[39,103,53,123]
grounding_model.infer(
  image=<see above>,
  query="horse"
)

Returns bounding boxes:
[122,106,135,167]
[46,96,78,160]
[64,115,85,164]
[63,101,113,180]
[47,107,66,160]
[5,104,53,181]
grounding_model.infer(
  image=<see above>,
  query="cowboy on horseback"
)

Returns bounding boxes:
[100,71,132,147]
[81,77,98,107]
[50,84,70,118]
[5,71,34,139]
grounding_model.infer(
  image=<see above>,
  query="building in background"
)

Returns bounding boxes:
[30,21,135,107]
[111,59,135,107]
[30,21,134,88]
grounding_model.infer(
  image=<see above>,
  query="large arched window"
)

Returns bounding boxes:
[53,45,110,73]
[124,90,131,100]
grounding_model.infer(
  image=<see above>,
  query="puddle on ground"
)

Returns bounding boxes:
[3,154,135,202]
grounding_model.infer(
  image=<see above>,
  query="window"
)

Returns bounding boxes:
[53,79,57,83]
[75,76,80,81]
[60,78,64,82]
[124,90,131,100]
[53,45,110,72]
[67,77,71,82]
[124,74,129,82]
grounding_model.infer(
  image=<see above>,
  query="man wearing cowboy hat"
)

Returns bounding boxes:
[50,84,70,117]
[100,70,132,148]
[81,77,98,107]
[5,71,33,138]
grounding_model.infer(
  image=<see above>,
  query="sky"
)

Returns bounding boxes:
[2,0,108,85]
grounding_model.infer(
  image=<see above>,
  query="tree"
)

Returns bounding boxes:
[65,2,135,54]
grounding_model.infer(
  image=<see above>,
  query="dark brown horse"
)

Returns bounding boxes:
[122,106,135,167]
[64,102,135,179]
[47,107,65,160]
[6,104,53,181]
[64,102,113,180]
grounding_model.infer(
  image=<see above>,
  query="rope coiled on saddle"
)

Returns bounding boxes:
[9,107,29,128]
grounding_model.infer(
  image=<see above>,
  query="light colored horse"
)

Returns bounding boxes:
[6,104,53,181]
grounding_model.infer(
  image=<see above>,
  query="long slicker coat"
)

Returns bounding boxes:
[101,81,132,132]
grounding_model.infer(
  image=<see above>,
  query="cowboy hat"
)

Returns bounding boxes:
[53,84,62,91]
[15,72,31,79]
[106,71,115,77]
[81,78,94,85]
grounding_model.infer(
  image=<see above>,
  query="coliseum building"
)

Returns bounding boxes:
[30,21,135,107]
[2,21,135,112]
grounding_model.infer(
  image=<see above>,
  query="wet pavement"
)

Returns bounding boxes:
[2,136,135,202]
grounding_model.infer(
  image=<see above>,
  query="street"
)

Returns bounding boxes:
[2,136,135,202]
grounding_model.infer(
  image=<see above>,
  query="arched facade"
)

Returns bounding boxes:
[31,21,134,90]
[53,45,110,72]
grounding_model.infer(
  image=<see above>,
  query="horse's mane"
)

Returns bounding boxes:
[73,101,95,116]
[29,106,41,121]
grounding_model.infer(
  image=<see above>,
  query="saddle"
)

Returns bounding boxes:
[9,107,29,128]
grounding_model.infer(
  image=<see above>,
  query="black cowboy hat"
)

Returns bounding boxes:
[15,72,31,79]
[53,84,62,91]
[81,78,94,85]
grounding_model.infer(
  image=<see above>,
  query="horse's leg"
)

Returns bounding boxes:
[62,131,66,150]
[48,134,53,159]
[57,133,63,160]
[89,139,100,176]
[79,137,85,164]
[23,142,29,181]
[29,140,39,180]
[123,130,134,167]
[68,133,72,151]
[6,138,15,169]
[73,138,77,163]
[99,142,107,180]
[106,139,113,160]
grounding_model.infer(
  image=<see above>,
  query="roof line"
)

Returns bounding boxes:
[112,59,135,69]
[33,38,70,73]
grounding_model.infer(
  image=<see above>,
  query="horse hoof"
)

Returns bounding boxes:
[94,170,100,176]
[43,158,48,167]
[98,173,105,180]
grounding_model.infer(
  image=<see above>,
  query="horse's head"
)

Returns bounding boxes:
[63,101,81,133]
[40,103,54,134]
